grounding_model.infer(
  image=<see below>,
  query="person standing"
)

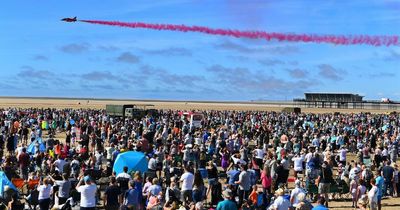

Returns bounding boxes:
[292,154,304,179]
[375,169,384,210]
[180,165,194,204]
[123,181,141,210]
[382,160,394,196]
[290,180,306,208]
[38,178,52,210]
[316,161,333,207]
[270,188,290,210]
[53,155,67,174]
[76,175,97,210]
[216,189,237,210]
[235,164,251,207]
[18,147,30,180]
[50,173,71,206]
[338,145,347,166]
[368,179,378,210]
[106,143,116,165]
[393,164,399,197]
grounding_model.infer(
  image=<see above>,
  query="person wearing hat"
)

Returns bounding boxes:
[76,175,97,210]
[216,189,237,210]
[349,161,361,181]
[350,175,359,208]
[269,188,290,210]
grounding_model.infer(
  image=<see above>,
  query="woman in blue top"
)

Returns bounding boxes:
[124,181,140,210]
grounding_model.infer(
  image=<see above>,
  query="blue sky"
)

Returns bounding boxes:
[1,0,399,101]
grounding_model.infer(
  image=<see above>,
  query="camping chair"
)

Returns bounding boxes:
[329,179,350,200]
[336,179,350,199]
[305,181,318,201]
[28,179,39,190]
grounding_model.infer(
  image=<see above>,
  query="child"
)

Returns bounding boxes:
[249,185,258,205]
[356,180,367,203]
[350,179,358,207]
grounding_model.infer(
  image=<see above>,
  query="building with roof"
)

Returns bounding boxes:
[294,92,365,109]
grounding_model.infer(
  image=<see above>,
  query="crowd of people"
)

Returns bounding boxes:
[1,108,400,210]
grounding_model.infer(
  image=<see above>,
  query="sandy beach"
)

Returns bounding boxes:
[2,96,400,209]
[0,97,394,114]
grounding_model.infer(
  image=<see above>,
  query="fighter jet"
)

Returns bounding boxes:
[61,17,77,22]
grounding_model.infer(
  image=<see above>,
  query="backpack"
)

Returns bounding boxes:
[365,169,373,182]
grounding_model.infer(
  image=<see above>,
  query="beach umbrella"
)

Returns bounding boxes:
[27,138,46,154]
[113,151,148,175]
[0,171,17,197]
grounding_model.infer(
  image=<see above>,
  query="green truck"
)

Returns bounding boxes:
[106,104,157,119]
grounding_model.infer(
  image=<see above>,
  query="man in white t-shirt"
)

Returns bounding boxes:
[106,143,115,164]
[292,154,304,178]
[76,175,97,209]
[53,156,67,173]
[304,148,314,164]
[254,146,265,159]
[179,166,194,204]
[254,145,265,167]
[116,166,132,180]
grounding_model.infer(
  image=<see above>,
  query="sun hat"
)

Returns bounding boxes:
[275,188,285,196]
[222,189,233,199]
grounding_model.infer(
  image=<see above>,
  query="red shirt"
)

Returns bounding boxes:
[18,152,30,168]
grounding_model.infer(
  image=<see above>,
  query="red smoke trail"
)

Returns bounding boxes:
[79,20,399,47]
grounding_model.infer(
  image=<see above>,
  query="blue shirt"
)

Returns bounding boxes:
[216,200,238,210]
[148,184,162,196]
[312,204,329,210]
[227,169,240,185]
[125,188,140,205]
[375,176,384,197]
